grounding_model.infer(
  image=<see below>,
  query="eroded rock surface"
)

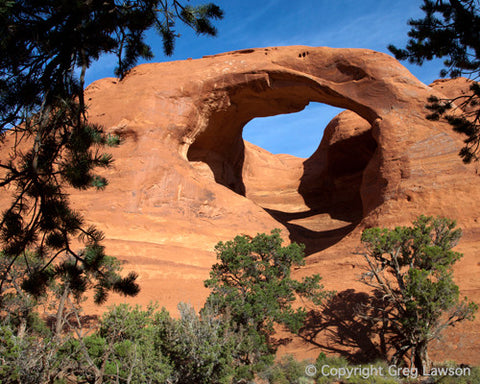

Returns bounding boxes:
[2,46,480,363]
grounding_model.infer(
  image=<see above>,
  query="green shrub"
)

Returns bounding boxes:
[161,302,238,384]
[259,354,315,384]
[0,325,21,382]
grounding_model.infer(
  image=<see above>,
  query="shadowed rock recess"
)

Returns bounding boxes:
[2,46,480,363]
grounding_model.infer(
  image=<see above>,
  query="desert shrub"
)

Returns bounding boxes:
[0,323,70,384]
[259,354,314,384]
[0,325,21,382]
[87,304,172,383]
[160,302,239,384]
[63,302,245,384]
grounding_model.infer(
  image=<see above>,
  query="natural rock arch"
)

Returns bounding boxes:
[186,70,375,197]
[179,46,458,222]
[74,45,478,241]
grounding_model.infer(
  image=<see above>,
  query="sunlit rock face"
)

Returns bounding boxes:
[2,46,479,363]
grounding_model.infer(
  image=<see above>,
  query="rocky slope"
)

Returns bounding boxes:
[2,46,479,363]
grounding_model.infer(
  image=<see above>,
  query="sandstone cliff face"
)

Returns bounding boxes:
[2,46,480,363]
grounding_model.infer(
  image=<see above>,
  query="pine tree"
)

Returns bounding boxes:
[389,0,480,163]
[359,216,477,374]
[204,229,327,380]
[0,1,222,302]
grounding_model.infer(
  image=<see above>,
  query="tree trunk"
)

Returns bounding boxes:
[55,283,70,337]
[413,343,430,376]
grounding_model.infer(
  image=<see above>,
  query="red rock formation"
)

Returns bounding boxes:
[2,46,479,363]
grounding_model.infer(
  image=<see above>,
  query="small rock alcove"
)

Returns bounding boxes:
[186,71,378,252]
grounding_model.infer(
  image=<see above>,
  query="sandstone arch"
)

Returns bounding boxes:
[82,45,479,236]
[178,46,465,223]
[185,69,377,200]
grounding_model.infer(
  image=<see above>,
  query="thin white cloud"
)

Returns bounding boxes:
[244,103,344,158]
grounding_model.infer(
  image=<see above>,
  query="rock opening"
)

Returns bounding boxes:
[187,85,377,252]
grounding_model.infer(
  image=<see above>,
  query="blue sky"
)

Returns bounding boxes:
[87,0,445,158]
